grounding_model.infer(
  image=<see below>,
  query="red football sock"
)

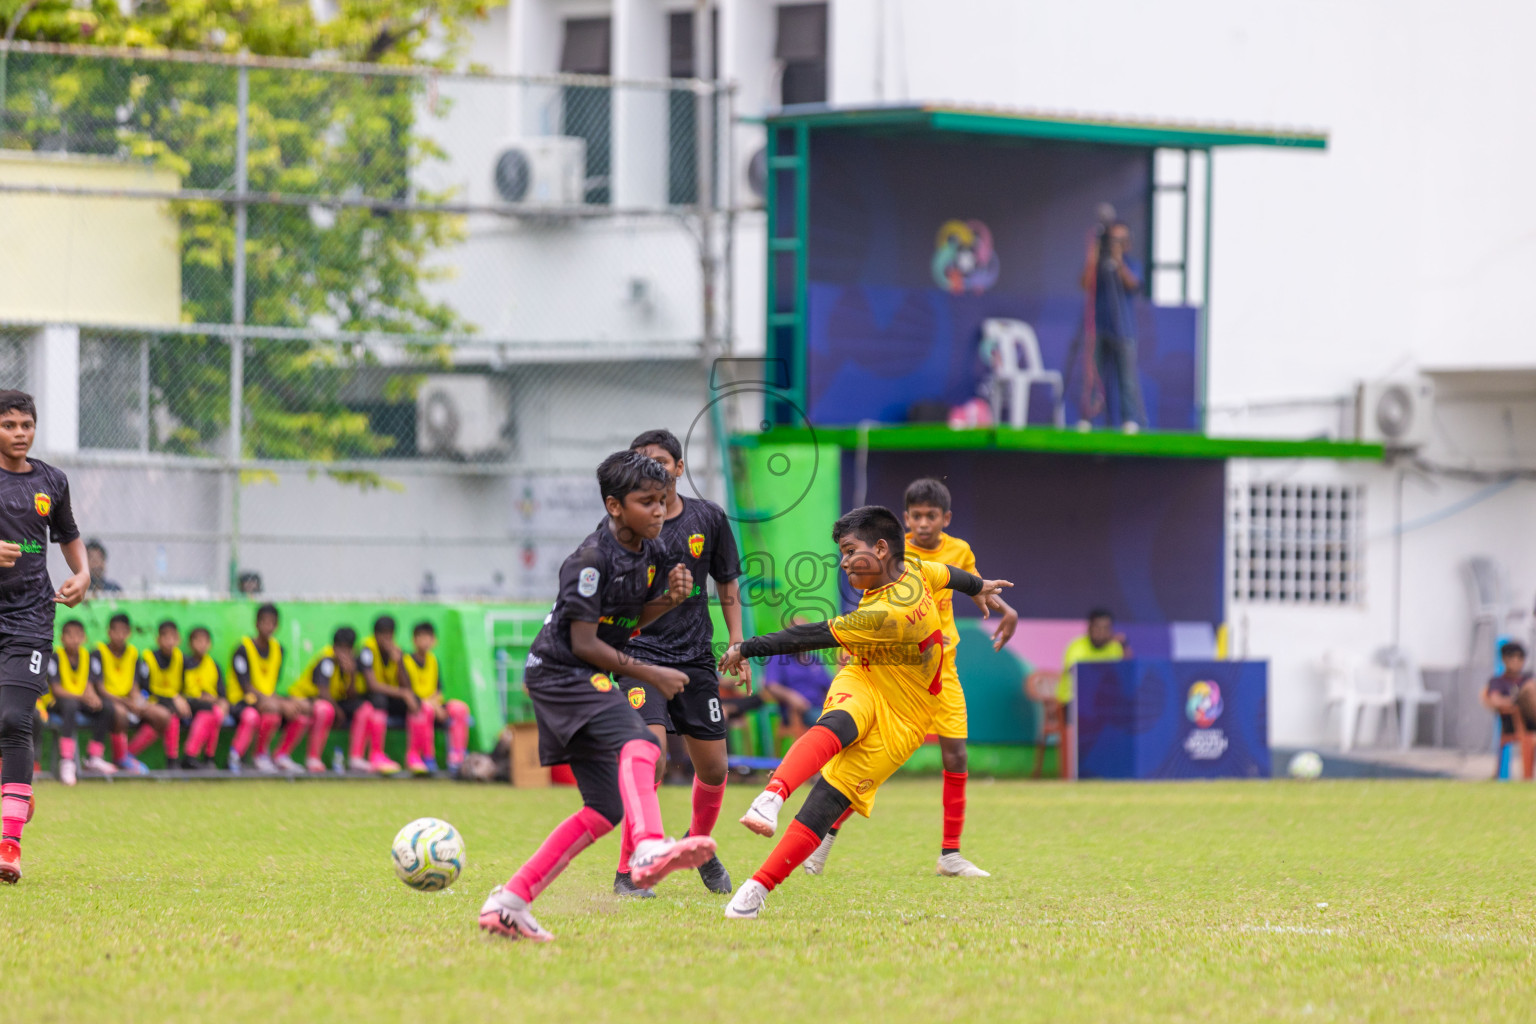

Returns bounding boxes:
[163,716,180,759]
[765,725,845,800]
[446,700,470,767]
[690,775,727,838]
[942,770,966,851]
[348,706,371,760]
[110,733,128,763]
[829,806,855,832]
[1,783,32,842]
[128,723,158,756]
[232,706,259,756]
[751,820,822,892]
[506,806,613,904]
[58,736,77,760]
[307,701,335,762]
[256,713,281,756]
[618,739,664,846]
[276,717,307,759]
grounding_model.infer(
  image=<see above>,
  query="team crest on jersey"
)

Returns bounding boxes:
[687,532,704,558]
[856,779,874,794]
[647,565,656,586]
[590,673,613,692]
[577,567,600,597]
[33,492,50,516]
[627,686,646,709]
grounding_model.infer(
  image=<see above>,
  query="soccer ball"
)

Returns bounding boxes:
[391,817,465,891]
[1287,751,1324,780]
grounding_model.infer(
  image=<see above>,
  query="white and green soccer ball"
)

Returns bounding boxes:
[391,818,465,891]
[1287,751,1324,780]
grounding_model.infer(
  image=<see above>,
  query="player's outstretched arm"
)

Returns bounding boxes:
[572,620,688,697]
[942,565,1013,605]
[637,562,694,627]
[717,578,751,694]
[54,537,89,606]
[718,620,839,679]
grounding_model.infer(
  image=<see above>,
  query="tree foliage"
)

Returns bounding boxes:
[0,0,488,458]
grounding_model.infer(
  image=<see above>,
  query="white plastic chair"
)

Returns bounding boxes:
[1375,646,1443,749]
[1320,651,1398,752]
[981,318,1064,428]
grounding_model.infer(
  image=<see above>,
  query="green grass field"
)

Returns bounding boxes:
[7,777,1535,1023]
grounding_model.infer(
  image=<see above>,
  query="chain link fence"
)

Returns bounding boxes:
[0,43,732,600]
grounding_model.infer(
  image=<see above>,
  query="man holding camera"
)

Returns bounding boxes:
[1080,221,1146,432]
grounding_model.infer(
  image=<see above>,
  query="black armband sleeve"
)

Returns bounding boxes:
[740,621,839,658]
[945,565,984,597]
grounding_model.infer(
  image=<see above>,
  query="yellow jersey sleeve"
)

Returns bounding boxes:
[918,557,954,597]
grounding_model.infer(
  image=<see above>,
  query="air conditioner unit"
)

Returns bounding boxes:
[492,136,586,206]
[416,375,512,459]
[1356,376,1434,449]
[740,143,768,206]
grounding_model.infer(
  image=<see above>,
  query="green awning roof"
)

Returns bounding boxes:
[736,424,1379,461]
[765,104,1328,150]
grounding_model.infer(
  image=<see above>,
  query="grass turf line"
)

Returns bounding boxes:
[6,778,1535,1023]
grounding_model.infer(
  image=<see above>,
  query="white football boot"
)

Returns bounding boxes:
[936,852,991,878]
[478,887,553,942]
[739,790,785,837]
[724,879,769,919]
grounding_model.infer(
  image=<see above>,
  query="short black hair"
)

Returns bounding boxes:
[1501,641,1526,659]
[85,538,107,556]
[597,449,669,504]
[334,626,358,650]
[832,505,905,563]
[630,428,683,463]
[413,620,435,637]
[109,613,130,629]
[373,615,396,635]
[256,602,279,622]
[157,619,178,635]
[61,619,84,634]
[0,390,36,422]
[189,626,210,642]
[903,478,951,513]
[1088,608,1114,624]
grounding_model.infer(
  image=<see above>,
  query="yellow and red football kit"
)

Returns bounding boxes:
[905,532,978,741]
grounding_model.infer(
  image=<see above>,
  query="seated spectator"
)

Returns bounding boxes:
[1482,641,1536,740]
[85,539,122,595]
[1058,607,1129,704]
[761,614,834,736]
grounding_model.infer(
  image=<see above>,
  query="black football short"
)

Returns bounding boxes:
[0,635,50,695]
[335,696,371,724]
[623,661,727,742]
[527,668,646,766]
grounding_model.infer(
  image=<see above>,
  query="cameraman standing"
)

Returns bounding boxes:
[1080,221,1146,432]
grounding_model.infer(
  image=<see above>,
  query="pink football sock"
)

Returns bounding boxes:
[232,706,259,756]
[1,783,32,841]
[618,739,664,847]
[163,716,180,759]
[58,736,77,760]
[256,713,281,756]
[616,777,662,875]
[348,706,371,760]
[407,708,433,763]
[690,775,727,838]
[307,701,335,762]
[193,710,222,757]
[275,717,308,759]
[368,709,388,760]
[446,700,470,767]
[506,806,613,904]
[128,723,158,756]
[110,733,128,763]
[86,740,105,761]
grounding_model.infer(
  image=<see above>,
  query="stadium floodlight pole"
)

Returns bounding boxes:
[228,61,250,595]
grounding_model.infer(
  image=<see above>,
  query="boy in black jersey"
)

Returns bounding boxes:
[613,428,744,898]
[46,618,113,785]
[478,451,716,943]
[0,391,90,883]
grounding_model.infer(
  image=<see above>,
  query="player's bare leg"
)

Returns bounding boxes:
[614,722,667,898]
[683,734,732,893]
[935,736,988,878]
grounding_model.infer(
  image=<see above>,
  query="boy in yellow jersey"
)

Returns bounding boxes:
[94,613,171,775]
[288,627,367,774]
[357,615,406,773]
[227,602,290,775]
[399,621,471,775]
[804,478,1018,879]
[716,505,1011,919]
[181,626,228,769]
[46,619,114,784]
[129,620,189,769]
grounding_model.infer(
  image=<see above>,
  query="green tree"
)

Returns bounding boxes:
[0,0,486,458]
